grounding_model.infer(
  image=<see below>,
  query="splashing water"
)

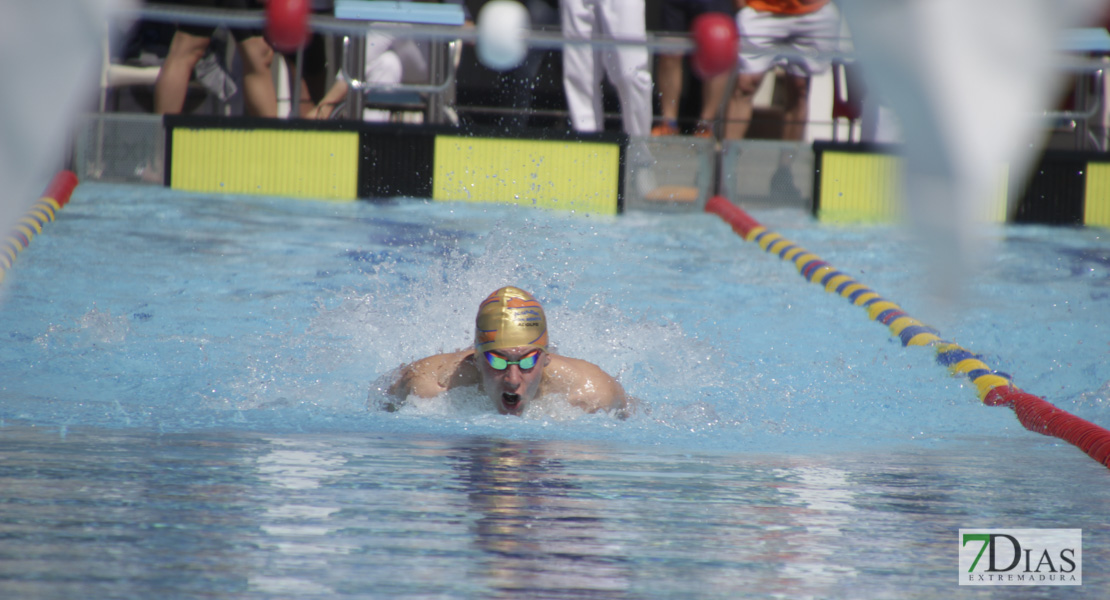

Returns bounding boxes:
[0,184,1107,456]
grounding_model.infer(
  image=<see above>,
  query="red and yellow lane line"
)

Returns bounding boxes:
[1,171,78,285]
[706,195,1110,469]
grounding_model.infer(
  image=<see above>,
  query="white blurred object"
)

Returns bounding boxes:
[0,0,136,242]
[477,0,530,71]
[837,0,1104,298]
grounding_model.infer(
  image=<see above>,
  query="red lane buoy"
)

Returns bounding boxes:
[266,0,310,52]
[43,170,78,207]
[690,12,739,80]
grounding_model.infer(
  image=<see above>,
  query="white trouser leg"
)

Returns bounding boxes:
[561,0,604,132]
[597,0,651,137]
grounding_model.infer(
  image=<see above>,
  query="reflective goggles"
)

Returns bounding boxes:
[483,350,541,371]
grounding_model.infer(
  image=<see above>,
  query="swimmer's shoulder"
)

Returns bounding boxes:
[393,350,479,398]
[543,354,627,413]
[544,354,605,377]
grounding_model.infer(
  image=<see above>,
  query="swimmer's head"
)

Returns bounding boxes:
[474,286,549,354]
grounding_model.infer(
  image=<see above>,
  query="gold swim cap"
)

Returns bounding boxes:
[474,286,549,353]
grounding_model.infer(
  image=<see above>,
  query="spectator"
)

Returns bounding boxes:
[652,0,737,138]
[724,0,841,200]
[560,0,653,137]
[279,1,333,118]
[307,0,468,121]
[307,29,431,120]
[724,0,841,141]
[154,0,278,117]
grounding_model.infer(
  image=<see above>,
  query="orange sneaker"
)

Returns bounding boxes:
[651,120,679,136]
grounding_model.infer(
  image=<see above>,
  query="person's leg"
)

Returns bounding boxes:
[154,30,210,114]
[696,71,730,136]
[778,2,842,140]
[599,0,651,137]
[287,72,326,118]
[654,53,683,134]
[236,35,276,117]
[724,71,764,139]
[725,6,779,140]
[693,1,737,137]
[780,74,811,141]
[561,0,603,132]
[767,73,811,200]
[653,0,691,135]
[290,34,328,118]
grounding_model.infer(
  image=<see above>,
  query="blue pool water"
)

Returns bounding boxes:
[1,183,1108,598]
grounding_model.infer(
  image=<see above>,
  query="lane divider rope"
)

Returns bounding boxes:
[1,171,79,285]
[706,195,1110,469]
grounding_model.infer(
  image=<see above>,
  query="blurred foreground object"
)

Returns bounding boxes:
[0,0,136,242]
[837,0,1104,299]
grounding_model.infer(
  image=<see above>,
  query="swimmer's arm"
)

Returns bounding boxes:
[388,361,442,399]
[585,376,635,418]
[385,351,477,408]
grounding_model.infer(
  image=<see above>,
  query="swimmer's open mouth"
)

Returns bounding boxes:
[502,393,521,410]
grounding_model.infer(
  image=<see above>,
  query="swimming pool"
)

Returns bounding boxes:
[2,182,1108,597]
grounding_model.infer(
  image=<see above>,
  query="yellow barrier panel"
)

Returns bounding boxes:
[432,136,620,215]
[171,129,359,200]
[1085,162,1110,227]
[818,151,903,223]
[817,150,1008,224]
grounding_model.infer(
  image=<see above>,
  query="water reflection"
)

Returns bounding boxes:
[771,465,861,586]
[452,438,634,599]
[249,436,353,596]
[0,428,262,598]
[3,427,1106,598]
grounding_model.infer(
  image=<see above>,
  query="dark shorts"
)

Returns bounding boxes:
[658,0,736,34]
[164,0,265,39]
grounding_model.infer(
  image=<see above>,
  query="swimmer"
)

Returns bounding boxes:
[387,286,628,416]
